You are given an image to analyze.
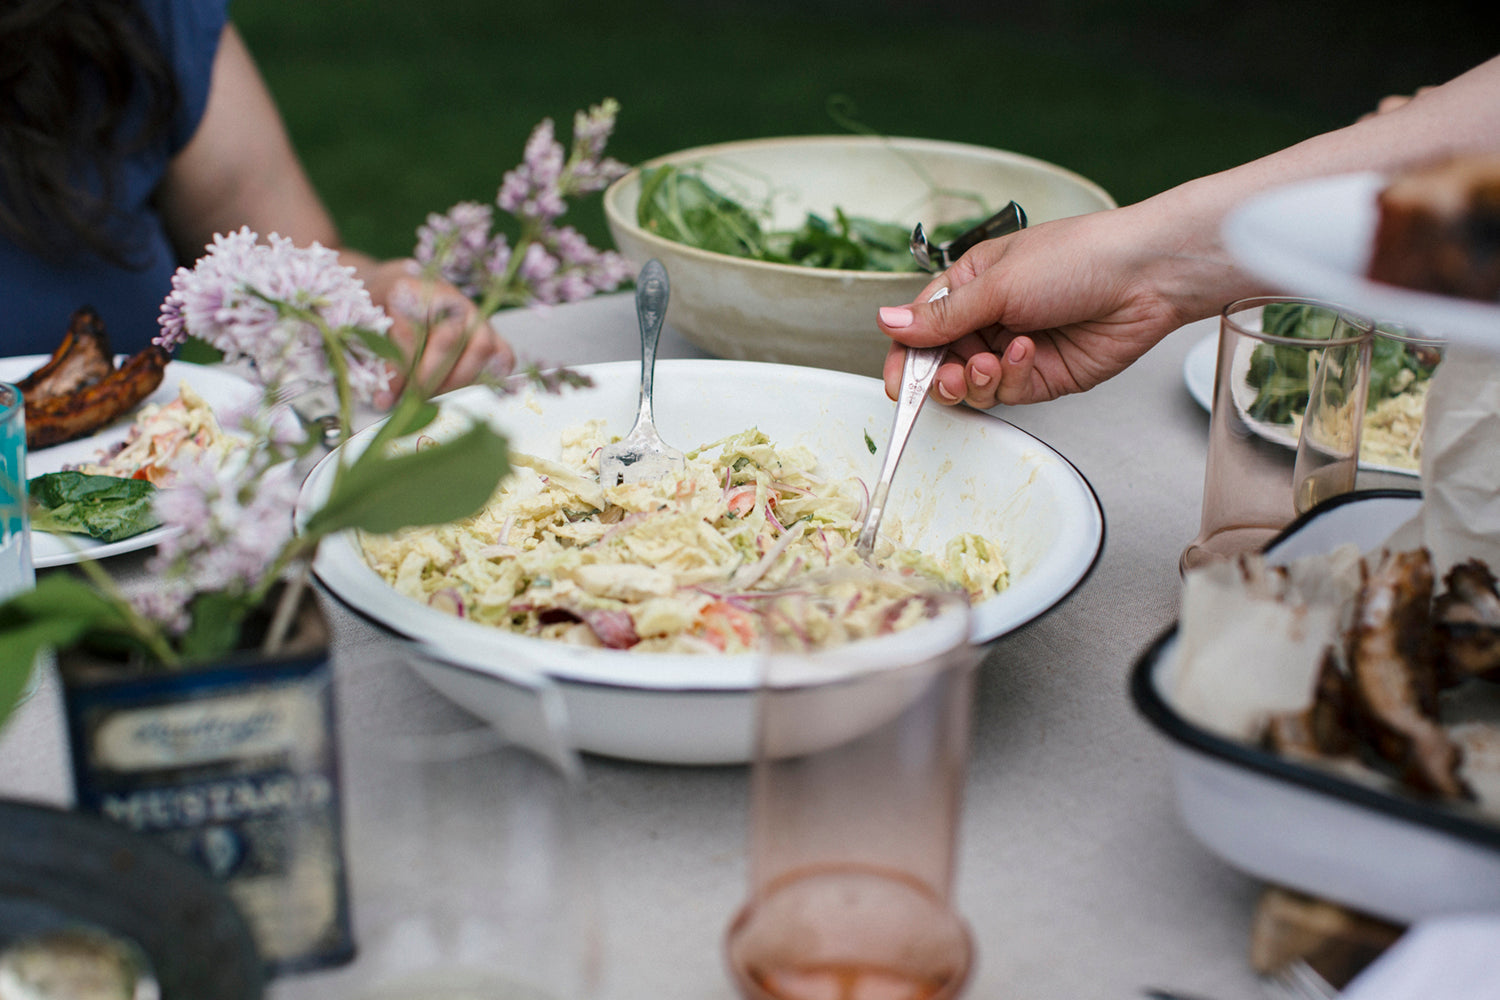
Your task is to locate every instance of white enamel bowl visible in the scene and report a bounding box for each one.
[302,359,1103,764]
[1133,490,1500,923]
[603,135,1116,378]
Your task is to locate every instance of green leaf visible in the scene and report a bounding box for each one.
[0,575,140,689]
[378,397,441,440]
[786,213,867,270]
[28,472,161,542]
[176,591,255,662]
[636,166,769,259]
[304,422,511,537]
[350,326,408,365]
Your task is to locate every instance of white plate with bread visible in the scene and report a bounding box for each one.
[1224,169,1500,350]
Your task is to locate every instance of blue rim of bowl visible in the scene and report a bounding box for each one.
[602,134,1116,281]
[1129,487,1500,854]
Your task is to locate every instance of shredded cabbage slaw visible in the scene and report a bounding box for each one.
[359,422,1009,653]
[75,383,238,484]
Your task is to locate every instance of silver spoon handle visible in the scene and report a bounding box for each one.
[633,258,670,427]
[856,288,948,554]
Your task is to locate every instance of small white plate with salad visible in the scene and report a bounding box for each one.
[1182,324,1432,478]
[0,356,260,568]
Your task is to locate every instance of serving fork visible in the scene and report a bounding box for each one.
[598,258,686,487]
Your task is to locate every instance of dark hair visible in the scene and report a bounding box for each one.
[0,0,179,268]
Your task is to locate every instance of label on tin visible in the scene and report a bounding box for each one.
[65,659,354,974]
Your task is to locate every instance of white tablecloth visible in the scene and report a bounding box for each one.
[0,292,1271,1000]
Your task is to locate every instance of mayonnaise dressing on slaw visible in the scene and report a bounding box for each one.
[359,421,1008,653]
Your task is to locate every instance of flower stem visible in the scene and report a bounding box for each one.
[262,563,310,656]
[74,557,180,667]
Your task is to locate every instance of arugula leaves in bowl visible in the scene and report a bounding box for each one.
[635,164,983,273]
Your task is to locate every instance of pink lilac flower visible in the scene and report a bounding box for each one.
[414,100,630,312]
[498,117,568,221]
[414,201,495,297]
[517,243,559,286]
[566,100,629,193]
[136,450,301,633]
[156,228,393,403]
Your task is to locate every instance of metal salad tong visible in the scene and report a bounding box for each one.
[909,200,1027,273]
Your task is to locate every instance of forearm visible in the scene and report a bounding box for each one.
[1135,54,1500,323]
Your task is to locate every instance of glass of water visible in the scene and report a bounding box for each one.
[0,382,31,598]
[0,381,36,712]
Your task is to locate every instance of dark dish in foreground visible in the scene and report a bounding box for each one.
[0,799,263,1000]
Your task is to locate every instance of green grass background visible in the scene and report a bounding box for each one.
[232,1,1499,262]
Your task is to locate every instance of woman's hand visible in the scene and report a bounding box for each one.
[356,259,516,409]
[876,207,1197,409]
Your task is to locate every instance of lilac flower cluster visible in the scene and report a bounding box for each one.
[415,99,632,310]
[157,228,393,403]
[133,450,300,633]
[143,227,404,635]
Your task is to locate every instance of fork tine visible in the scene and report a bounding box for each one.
[597,259,685,486]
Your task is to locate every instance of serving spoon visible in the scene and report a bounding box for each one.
[910,200,1027,272]
[856,202,1030,556]
[855,287,948,557]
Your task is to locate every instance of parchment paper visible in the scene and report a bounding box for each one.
[1389,341,1500,575]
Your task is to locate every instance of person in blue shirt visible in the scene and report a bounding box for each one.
[0,0,510,406]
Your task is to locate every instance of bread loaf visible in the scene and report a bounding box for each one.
[1367,153,1500,302]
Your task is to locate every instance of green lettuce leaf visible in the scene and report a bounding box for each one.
[28,472,161,542]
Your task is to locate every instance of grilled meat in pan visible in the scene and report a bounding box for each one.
[1263,548,1479,801]
[1434,560,1500,684]
[1265,653,1361,761]
[1346,549,1468,799]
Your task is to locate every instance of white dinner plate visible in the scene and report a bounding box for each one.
[1223,171,1500,351]
[0,356,261,568]
[301,359,1105,763]
[1182,332,1418,478]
